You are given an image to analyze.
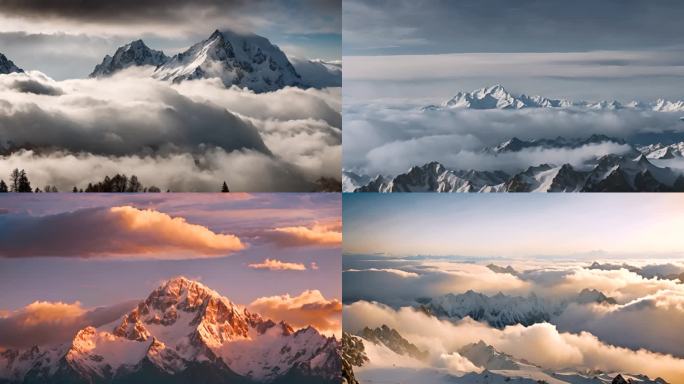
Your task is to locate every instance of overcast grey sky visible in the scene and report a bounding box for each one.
[0,0,341,79]
[343,0,684,101]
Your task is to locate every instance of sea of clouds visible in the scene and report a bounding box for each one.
[0,69,341,191]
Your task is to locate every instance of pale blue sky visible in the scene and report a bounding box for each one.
[343,194,684,258]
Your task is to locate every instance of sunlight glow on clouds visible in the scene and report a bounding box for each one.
[248,258,307,271]
[269,221,343,247]
[0,205,244,258]
[249,290,342,337]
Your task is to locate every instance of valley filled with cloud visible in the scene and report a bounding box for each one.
[342,194,684,384]
[342,0,684,193]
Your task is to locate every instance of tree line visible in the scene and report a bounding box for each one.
[0,169,231,193]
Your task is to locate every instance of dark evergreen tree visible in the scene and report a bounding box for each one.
[127,175,142,192]
[0,180,7,192]
[72,186,78,193]
[17,170,32,193]
[9,168,20,192]
[221,181,229,192]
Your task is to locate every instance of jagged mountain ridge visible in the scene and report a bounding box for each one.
[347,153,684,193]
[422,85,684,112]
[486,134,635,154]
[419,289,616,329]
[153,29,301,92]
[0,52,23,74]
[341,333,367,384]
[359,325,427,361]
[0,277,340,384]
[88,29,340,92]
[638,142,684,159]
[90,40,169,77]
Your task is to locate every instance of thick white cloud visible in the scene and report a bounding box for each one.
[555,290,684,358]
[0,71,341,191]
[248,290,341,337]
[343,264,531,306]
[343,101,684,176]
[0,300,134,349]
[344,301,684,383]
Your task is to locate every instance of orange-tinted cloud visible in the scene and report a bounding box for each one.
[249,290,342,337]
[267,220,342,247]
[0,206,244,258]
[248,258,307,271]
[0,301,133,349]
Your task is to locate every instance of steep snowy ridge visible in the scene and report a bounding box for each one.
[420,289,616,328]
[638,142,684,159]
[289,58,342,88]
[90,40,169,77]
[0,52,23,74]
[350,152,684,193]
[87,29,340,91]
[353,162,509,192]
[359,325,427,361]
[154,29,301,92]
[487,135,633,154]
[0,277,340,384]
[422,85,684,112]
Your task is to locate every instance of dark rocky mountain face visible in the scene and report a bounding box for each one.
[0,53,23,74]
[359,325,427,360]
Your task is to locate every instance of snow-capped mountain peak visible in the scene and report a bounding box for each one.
[90,39,168,77]
[436,84,526,110]
[0,277,340,384]
[0,52,23,74]
[422,85,684,112]
[153,28,301,92]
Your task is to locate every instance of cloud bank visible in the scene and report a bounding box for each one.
[0,71,341,191]
[343,102,684,175]
[249,290,341,337]
[0,300,133,349]
[267,221,343,247]
[0,206,245,258]
[344,301,684,383]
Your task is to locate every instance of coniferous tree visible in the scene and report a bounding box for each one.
[9,168,20,192]
[17,170,32,193]
[0,180,7,192]
[72,186,78,193]
[221,181,230,192]
[127,175,142,192]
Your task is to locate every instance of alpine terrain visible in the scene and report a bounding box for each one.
[89,29,341,92]
[0,277,340,384]
[0,53,23,74]
[341,326,667,384]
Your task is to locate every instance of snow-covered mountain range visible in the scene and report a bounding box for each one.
[345,137,684,192]
[422,85,684,112]
[89,29,341,92]
[419,289,615,329]
[0,277,340,384]
[341,328,664,384]
[0,52,23,74]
